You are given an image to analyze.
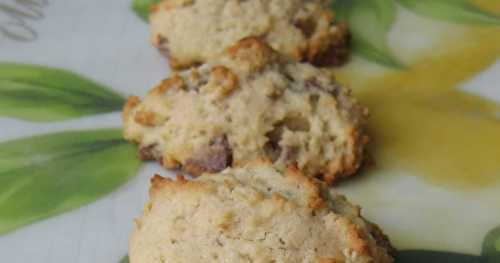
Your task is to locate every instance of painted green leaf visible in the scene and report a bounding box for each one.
[397,0,500,25]
[396,250,481,263]
[0,129,140,235]
[333,0,404,68]
[119,256,129,263]
[131,0,162,21]
[0,63,125,122]
[483,225,500,261]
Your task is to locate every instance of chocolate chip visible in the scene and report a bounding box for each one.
[294,18,316,38]
[264,124,284,162]
[184,135,233,176]
[264,139,282,162]
[157,35,172,58]
[138,143,158,161]
[311,22,351,67]
[283,146,299,162]
[305,78,322,91]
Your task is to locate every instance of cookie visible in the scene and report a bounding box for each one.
[129,162,394,263]
[123,38,368,184]
[150,0,350,69]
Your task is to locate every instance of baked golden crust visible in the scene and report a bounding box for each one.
[129,163,393,263]
[123,39,368,184]
[149,0,350,69]
[226,37,277,73]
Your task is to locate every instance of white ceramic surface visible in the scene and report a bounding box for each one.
[0,1,499,262]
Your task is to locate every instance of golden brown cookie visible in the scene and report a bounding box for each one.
[150,0,350,69]
[129,162,393,263]
[123,39,368,184]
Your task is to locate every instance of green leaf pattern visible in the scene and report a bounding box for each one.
[0,63,139,236]
[396,250,481,263]
[397,0,500,25]
[0,63,125,122]
[0,129,140,235]
[483,225,500,262]
[333,0,404,68]
[333,0,500,67]
[131,0,162,21]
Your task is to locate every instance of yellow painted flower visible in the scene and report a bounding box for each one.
[332,0,500,258]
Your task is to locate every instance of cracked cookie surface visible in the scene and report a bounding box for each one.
[150,0,350,69]
[129,163,393,263]
[123,39,367,184]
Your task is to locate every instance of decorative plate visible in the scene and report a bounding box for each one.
[0,0,499,262]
